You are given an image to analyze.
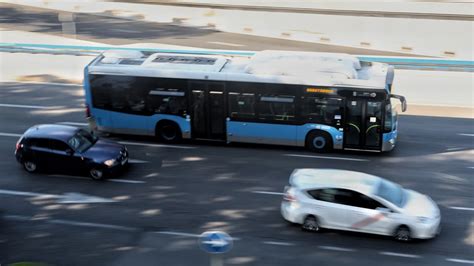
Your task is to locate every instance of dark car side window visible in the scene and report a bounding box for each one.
[49,140,71,152]
[28,138,50,149]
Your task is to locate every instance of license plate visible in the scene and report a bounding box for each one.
[121,158,128,165]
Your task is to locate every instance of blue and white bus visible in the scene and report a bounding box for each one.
[84,50,406,152]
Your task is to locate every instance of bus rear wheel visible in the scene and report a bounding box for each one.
[306,131,333,153]
[156,122,181,143]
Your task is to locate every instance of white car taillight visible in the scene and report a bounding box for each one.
[283,186,297,202]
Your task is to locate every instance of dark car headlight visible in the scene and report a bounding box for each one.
[104,159,117,167]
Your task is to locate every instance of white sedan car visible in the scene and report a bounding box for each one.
[281,169,441,241]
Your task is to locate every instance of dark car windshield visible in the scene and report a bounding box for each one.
[67,129,98,153]
[375,180,406,208]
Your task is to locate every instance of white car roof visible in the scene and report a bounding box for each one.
[289,169,381,196]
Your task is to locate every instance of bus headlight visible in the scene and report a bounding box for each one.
[335,135,343,141]
[389,138,395,145]
[104,159,117,167]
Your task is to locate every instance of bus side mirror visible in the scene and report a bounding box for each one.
[391,94,407,112]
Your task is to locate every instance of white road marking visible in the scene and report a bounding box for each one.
[49,219,135,231]
[0,132,22,137]
[119,141,196,149]
[108,178,146,184]
[458,133,474,137]
[0,189,116,204]
[446,147,463,151]
[208,41,245,47]
[154,231,241,241]
[263,241,295,246]
[251,191,284,196]
[0,103,53,109]
[449,207,474,211]
[57,122,89,126]
[319,246,355,252]
[468,167,474,169]
[4,214,32,221]
[379,252,421,258]
[283,153,369,162]
[2,80,81,87]
[154,231,201,238]
[49,174,145,184]
[128,159,149,164]
[446,258,474,264]
[0,189,55,198]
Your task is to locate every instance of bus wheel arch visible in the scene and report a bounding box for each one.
[155,120,182,143]
[305,130,333,153]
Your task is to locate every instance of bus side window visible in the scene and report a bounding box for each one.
[228,92,256,120]
[147,89,186,116]
[303,97,342,125]
[258,95,295,121]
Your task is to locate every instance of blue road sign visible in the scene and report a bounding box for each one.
[198,231,233,254]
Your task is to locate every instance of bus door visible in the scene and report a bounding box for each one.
[344,100,382,150]
[189,81,226,140]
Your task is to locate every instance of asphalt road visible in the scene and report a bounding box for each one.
[0,2,415,56]
[1,2,474,265]
[0,82,473,266]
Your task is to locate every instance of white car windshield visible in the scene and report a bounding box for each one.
[375,180,406,208]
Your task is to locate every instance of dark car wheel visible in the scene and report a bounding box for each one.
[89,168,105,180]
[394,226,411,242]
[306,131,333,153]
[302,215,320,232]
[23,160,38,173]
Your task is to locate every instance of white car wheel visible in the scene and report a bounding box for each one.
[394,226,411,242]
[302,216,320,232]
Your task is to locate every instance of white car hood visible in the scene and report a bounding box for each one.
[402,190,439,218]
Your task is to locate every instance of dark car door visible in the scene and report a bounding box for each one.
[49,139,84,174]
[25,138,51,170]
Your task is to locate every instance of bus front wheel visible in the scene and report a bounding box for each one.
[156,122,182,143]
[306,131,333,153]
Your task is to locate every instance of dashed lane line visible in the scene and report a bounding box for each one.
[251,191,284,196]
[0,132,22,137]
[48,174,146,184]
[458,133,474,137]
[449,207,474,211]
[0,103,54,109]
[284,153,370,162]
[154,231,241,241]
[446,258,474,264]
[4,215,135,231]
[0,131,195,150]
[319,246,355,252]
[1,80,81,87]
[57,122,89,126]
[153,231,201,238]
[119,140,196,149]
[379,251,422,259]
[263,241,295,246]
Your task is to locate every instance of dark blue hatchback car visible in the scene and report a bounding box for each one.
[15,124,128,180]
